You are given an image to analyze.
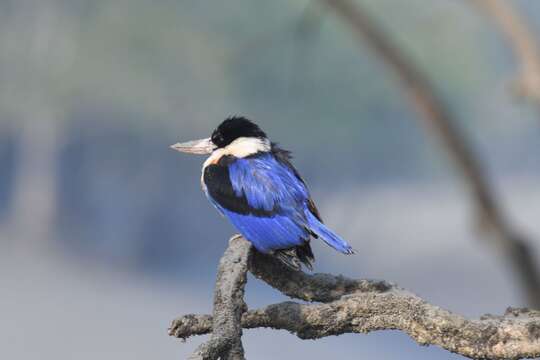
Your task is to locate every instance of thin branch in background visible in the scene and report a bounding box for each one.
[317,0,540,308]
[171,236,540,360]
[472,0,540,106]
[185,235,251,360]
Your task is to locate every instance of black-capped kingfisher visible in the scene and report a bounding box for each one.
[171,117,354,270]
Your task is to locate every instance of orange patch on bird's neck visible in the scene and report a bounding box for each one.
[203,148,226,169]
[209,155,222,165]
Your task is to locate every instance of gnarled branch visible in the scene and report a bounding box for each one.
[249,249,392,302]
[184,235,251,360]
[173,298,540,360]
[171,236,540,360]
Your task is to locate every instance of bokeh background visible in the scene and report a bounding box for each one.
[2,0,540,359]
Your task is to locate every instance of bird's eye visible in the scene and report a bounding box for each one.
[213,134,224,145]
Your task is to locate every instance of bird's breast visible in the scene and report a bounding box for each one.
[201,148,227,190]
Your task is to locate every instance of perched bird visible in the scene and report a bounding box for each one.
[171,117,353,270]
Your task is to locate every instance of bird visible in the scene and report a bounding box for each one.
[171,116,354,270]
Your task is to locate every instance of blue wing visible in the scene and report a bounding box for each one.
[228,154,308,214]
[204,152,353,255]
[222,210,308,253]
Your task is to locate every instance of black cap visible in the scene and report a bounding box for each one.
[211,116,267,148]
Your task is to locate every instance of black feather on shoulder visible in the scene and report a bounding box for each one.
[203,155,277,217]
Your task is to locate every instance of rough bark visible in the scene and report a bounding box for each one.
[185,235,251,360]
[249,249,391,302]
[171,236,540,360]
[318,0,540,309]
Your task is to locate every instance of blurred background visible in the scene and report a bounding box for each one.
[1,0,540,359]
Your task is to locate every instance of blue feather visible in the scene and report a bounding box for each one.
[207,152,353,255]
[228,154,308,211]
[304,208,354,254]
[221,208,307,253]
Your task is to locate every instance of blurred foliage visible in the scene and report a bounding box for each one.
[0,0,539,274]
[2,3,540,359]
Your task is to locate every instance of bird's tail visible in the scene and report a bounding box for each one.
[305,210,354,254]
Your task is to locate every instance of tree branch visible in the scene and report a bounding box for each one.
[174,302,540,360]
[185,235,251,360]
[318,0,540,309]
[249,249,391,302]
[472,0,540,104]
[171,236,540,359]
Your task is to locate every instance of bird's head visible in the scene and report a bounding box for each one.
[171,116,270,157]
